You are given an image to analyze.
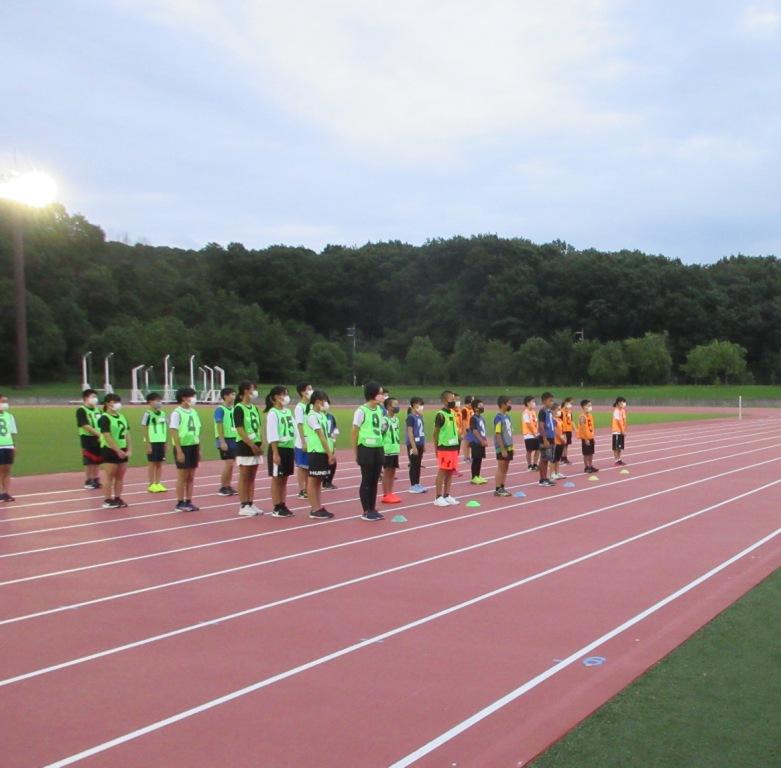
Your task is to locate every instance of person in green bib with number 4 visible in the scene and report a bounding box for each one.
[0,393,18,502]
[142,392,168,493]
[99,393,132,509]
[170,387,202,512]
[234,381,264,517]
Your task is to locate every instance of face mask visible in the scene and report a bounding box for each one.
[151,402,162,411]
[0,402,9,411]
[112,402,123,411]
[446,400,456,409]
[477,406,484,414]
[87,396,98,407]
[507,405,513,411]
[566,403,573,409]
[391,405,399,414]
[586,406,592,412]
[250,390,259,400]
[321,401,330,411]
[455,400,461,408]
[281,395,291,407]
[304,389,313,399]
[184,397,196,407]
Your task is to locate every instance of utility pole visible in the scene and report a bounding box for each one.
[346,324,357,387]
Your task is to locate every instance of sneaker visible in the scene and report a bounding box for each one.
[470,477,482,485]
[249,503,263,515]
[433,496,450,507]
[156,483,168,492]
[409,484,426,494]
[591,466,600,473]
[113,497,129,508]
[92,480,103,490]
[217,486,232,496]
[615,460,625,466]
[381,493,402,504]
[539,479,555,487]
[444,495,459,505]
[271,505,294,518]
[2,493,14,502]
[174,501,189,512]
[184,502,200,512]
[310,507,335,519]
[296,489,308,499]
[238,504,259,517]
[494,488,512,497]
[84,481,96,490]
[102,498,119,509]
[361,510,384,521]
[477,476,489,484]
[527,464,533,471]
[531,464,539,471]
[322,481,337,490]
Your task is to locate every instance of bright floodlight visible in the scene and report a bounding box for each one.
[0,171,57,207]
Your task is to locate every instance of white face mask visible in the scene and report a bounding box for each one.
[185,397,196,407]
[250,390,259,400]
[455,400,461,408]
[87,396,98,407]
[566,403,573,409]
[321,401,330,411]
[112,402,123,411]
[281,395,291,407]
[0,402,9,411]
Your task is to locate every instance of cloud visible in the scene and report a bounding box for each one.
[125,0,627,157]
[743,2,781,36]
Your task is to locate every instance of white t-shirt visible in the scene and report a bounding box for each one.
[352,407,365,427]
[169,410,185,430]
[294,402,306,449]
[266,409,280,444]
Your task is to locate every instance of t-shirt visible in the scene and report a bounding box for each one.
[294,402,307,449]
[266,409,281,443]
[538,407,555,440]
[406,412,425,446]
[468,414,486,444]
[494,412,512,451]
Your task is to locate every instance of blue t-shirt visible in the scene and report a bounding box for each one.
[467,414,486,444]
[538,407,555,439]
[493,412,513,451]
[406,412,425,446]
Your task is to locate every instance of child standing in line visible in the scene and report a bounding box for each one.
[537,391,556,487]
[452,393,465,478]
[578,399,599,473]
[522,395,540,471]
[294,382,313,499]
[468,397,488,485]
[76,388,103,490]
[460,394,474,466]
[560,397,575,465]
[550,403,568,481]
[381,395,402,504]
[406,397,428,493]
[493,395,513,496]
[233,381,263,517]
[0,394,18,502]
[612,396,628,465]
[214,387,238,497]
[351,381,387,521]
[322,409,339,490]
[432,390,461,507]
[305,390,336,519]
[98,393,131,509]
[170,386,202,512]
[265,385,295,518]
[142,392,168,493]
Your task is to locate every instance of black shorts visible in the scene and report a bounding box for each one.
[101,447,128,465]
[565,431,573,446]
[524,437,539,452]
[496,448,514,462]
[0,448,15,466]
[581,439,595,456]
[383,454,400,469]
[357,445,384,467]
[80,435,102,465]
[146,443,166,462]
[218,438,237,461]
[612,434,625,451]
[175,444,200,470]
[268,446,295,477]
[554,444,564,462]
[308,452,331,478]
[471,444,486,460]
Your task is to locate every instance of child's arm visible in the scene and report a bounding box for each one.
[125,425,132,457]
[215,408,227,449]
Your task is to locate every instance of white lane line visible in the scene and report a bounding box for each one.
[41,495,781,768]
[388,527,781,767]
[3,452,779,629]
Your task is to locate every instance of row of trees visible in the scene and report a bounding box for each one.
[0,203,772,384]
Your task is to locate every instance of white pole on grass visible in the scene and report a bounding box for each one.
[81,351,92,390]
[130,364,144,403]
[738,395,742,421]
[189,354,196,389]
[163,355,171,401]
[103,352,114,394]
[144,366,153,392]
[204,364,215,400]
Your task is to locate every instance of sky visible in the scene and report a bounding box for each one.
[1,0,779,262]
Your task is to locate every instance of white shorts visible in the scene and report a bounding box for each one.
[235,455,262,467]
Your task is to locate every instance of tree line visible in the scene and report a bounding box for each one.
[0,203,773,385]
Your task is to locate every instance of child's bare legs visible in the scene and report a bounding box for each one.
[0,465,10,495]
[115,463,128,499]
[308,475,321,511]
[296,466,307,494]
[436,469,446,496]
[443,470,454,497]
[382,466,397,495]
[495,459,508,488]
[221,459,233,490]
[103,463,117,499]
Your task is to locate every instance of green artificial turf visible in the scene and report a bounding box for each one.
[531,569,781,768]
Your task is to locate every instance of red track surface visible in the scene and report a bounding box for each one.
[1,417,779,767]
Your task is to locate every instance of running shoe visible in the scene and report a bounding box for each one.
[322,481,338,490]
[409,484,426,494]
[113,497,129,508]
[271,505,294,518]
[238,503,259,516]
[538,479,555,487]
[360,510,384,521]
[615,460,626,466]
[102,498,119,509]
[217,486,233,496]
[184,501,200,512]
[310,507,335,519]
[444,495,459,505]
[296,489,308,499]
[381,493,402,504]
[494,488,512,497]
[433,496,450,507]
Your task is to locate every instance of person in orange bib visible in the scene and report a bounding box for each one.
[460,394,475,466]
[560,396,575,465]
[577,399,598,473]
[611,396,628,465]
[522,395,540,470]
[550,403,568,480]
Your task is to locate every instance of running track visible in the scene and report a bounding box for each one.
[1,416,779,767]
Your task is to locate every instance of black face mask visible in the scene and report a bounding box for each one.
[446,400,456,409]
[507,405,513,411]
[476,406,484,414]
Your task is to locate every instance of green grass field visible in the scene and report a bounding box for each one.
[530,569,781,767]
[5,405,726,477]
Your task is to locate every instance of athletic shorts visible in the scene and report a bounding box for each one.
[471,444,486,460]
[268,446,295,477]
[217,438,237,461]
[524,437,539,452]
[294,446,309,469]
[308,452,331,478]
[146,443,166,462]
[496,448,514,462]
[0,448,15,466]
[564,431,573,446]
[383,454,400,469]
[539,444,555,463]
[554,444,564,462]
[175,444,200,470]
[101,447,128,465]
[612,434,625,451]
[80,435,102,466]
[581,439,595,456]
[436,449,459,471]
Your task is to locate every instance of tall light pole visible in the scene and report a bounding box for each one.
[0,171,57,388]
[346,324,358,387]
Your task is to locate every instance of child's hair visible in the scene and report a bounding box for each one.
[385,395,399,409]
[364,381,383,401]
[145,391,162,403]
[220,387,235,400]
[541,391,554,402]
[176,386,196,403]
[237,381,255,399]
[497,395,511,408]
[581,399,591,408]
[408,396,424,414]
[296,382,312,397]
[306,389,330,413]
[523,395,535,406]
[103,392,122,410]
[264,385,288,412]
[552,402,561,413]
[464,395,474,406]
[82,388,97,399]
[613,396,627,407]
[563,397,573,406]
[440,390,454,403]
